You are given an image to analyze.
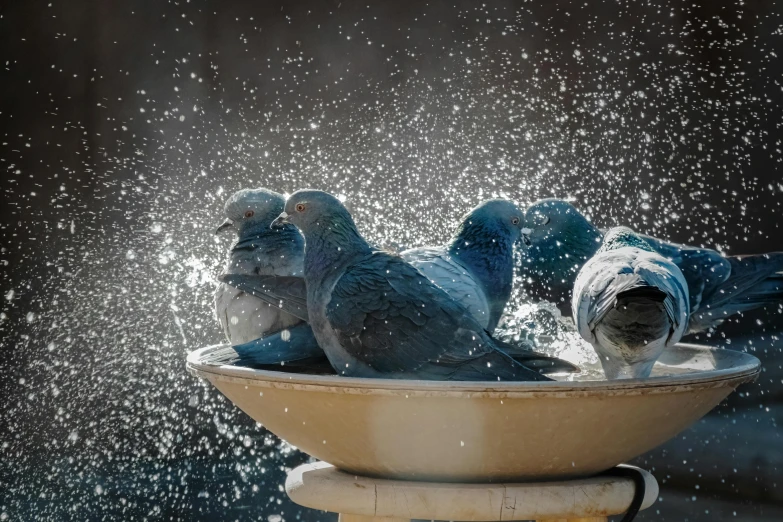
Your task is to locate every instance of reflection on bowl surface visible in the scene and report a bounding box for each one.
[187,343,759,482]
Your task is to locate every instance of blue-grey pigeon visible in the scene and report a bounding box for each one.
[573,227,690,379]
[214,188,326,370]
[401,199,523,333]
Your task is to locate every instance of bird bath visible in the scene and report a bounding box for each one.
[186,343,759,483]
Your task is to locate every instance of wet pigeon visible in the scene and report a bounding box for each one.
[214,188,309,343]
[266,189,556,381]
[518,198,783,332]
[573,227,690,379]
[401,199,523,333]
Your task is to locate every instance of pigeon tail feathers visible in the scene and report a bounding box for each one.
[616,285,669,303]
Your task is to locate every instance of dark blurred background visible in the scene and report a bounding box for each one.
[1,0,782,520]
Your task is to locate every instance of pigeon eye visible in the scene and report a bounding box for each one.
[295,203,306,212]
[511,217,520,225]
[244,210,255,218]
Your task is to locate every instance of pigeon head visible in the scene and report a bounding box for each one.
[519,199,597,248]
[452,199,524,245]
[274,189,372,276]
[599,226,653,253]
[216,188,287,237]
[273,189,355,236]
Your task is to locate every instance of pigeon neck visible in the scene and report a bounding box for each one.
[447,223,515,331]
[302,220,373,283]
[232,223,303,254]
[520,222,602,305]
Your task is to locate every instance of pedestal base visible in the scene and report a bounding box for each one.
[285,462,658,522]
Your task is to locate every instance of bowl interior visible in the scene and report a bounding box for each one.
[188,342,759,393]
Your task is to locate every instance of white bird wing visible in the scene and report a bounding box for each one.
[401,246,492,330]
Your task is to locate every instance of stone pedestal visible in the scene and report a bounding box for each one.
[285,462,658,522]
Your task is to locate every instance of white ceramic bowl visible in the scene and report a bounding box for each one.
[187,343,759,482]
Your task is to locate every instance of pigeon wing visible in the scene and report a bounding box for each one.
[705,253,783,307]
[639,234,731,314]
[325,252,549,381]
[492,337,580,374]
[687,253,783,331]
[229,324,328,369]
[402,246,492,330]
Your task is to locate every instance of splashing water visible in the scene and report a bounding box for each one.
[497,297,604,381]
[1,1,782,520]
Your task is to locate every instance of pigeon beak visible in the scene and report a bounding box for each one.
[270,211,290,229]
[520,227,532,247]
[215,219,235,235]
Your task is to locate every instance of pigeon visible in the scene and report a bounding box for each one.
[214,188,308,344]
[517,199,603,315]
[213,188,329,369]
[573,227,690,379]
[266,189,557,381]
[519,198,783,332]
[400,199,524,333]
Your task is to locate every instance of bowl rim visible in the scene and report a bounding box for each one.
[186,343,761,398]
